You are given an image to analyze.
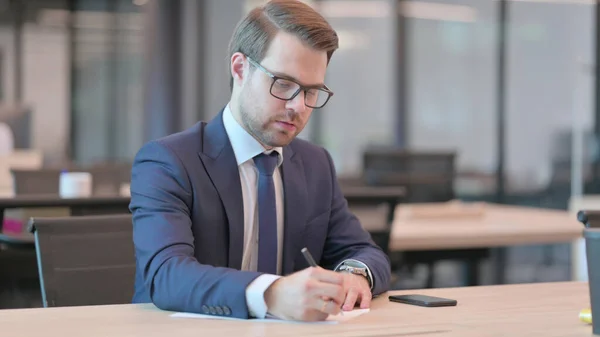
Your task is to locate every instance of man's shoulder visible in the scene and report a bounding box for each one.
[289,137,325,156]
[156,122,205,148]
[140,121,205,154]
[288,138,332,167]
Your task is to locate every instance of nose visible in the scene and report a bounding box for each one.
[285,90,306,114]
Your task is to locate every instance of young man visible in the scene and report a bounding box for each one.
[130,0,391,322]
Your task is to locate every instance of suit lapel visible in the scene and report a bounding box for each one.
[281,144,308,275]
[197,111,245,270]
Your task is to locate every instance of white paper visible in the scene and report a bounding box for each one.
[170,308,369,324]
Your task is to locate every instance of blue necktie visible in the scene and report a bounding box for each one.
[253,152,279,274]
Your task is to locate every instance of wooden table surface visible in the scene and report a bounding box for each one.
[0,282,592,337]
[391,203,583,251]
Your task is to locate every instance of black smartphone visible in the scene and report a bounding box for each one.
[388,294,457,307]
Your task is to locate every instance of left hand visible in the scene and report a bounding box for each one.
[339,273,372,311]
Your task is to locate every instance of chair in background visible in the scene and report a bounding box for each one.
[363,148,456,203]
[28,214,135,307]
[360,148,458,289]
[11,169,62,196]
[88,162,131,196]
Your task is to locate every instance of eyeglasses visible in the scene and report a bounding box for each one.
[246,57,334,109]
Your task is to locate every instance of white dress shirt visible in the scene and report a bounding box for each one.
[222,105,283,318]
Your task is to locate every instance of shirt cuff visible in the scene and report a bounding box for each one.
[245,274,281,318]
[334,259,374,291]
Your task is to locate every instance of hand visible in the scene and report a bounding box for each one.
[264,267,345,321]
[340,273,372,311]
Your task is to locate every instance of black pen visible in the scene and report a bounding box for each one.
[301,247,343,315]
[301,247,318,267]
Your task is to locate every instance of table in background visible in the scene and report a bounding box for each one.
[391,203,583,286]
[0,282,591,337]
[0,195,131,246]
[341,185,406,223]
[0,186,405,244]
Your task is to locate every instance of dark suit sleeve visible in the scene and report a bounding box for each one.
[319,149,391,295]
[130,140,262,317]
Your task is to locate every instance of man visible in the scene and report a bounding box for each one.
[130,0,391,322]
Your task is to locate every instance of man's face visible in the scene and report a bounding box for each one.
[236,32,328,148]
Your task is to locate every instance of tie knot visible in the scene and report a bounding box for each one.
[254,152,279,176]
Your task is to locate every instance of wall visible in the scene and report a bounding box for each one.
[320,0,398,175]
[203,0,244,121]
[406,0,594,193]
[23,23,70,164]
[0,26,15,102]
[0,21,70,165]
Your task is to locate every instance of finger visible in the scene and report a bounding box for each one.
[312,297,341,316]
[309,267,344,285]
[359,289,372,309]
[308,282,345,306]
[343,287,359,311]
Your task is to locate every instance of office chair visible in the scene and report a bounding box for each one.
[87,163,132,196]
[363,148,456,202]
[28,214,135,307]
[11,169,62,196]
[361,148,458,288]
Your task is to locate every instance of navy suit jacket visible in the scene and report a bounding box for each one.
[130,111,391,318]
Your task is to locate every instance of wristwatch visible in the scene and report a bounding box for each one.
[337,260,373,289]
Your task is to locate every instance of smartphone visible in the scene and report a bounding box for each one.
[388,294,457,307]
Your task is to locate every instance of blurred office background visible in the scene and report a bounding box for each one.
[2,0,598,201]
[1,0,599,305]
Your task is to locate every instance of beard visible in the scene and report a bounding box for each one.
[238,95,303,148]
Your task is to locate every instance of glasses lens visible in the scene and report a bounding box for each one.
[305,89,330,108]
[271,78,301,100]
[270,78,331,108]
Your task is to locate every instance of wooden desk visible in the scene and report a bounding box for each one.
[341,185,406,202]
[390,203,584,286]
[0,282,591,337]
[391,203,582,251]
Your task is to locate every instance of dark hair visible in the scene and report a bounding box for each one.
[228,0,339,90]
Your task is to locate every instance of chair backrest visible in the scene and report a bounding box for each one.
[87,163,131,196]
[11,169,62,195]
[363,148,456,202]
[28,214,135,307]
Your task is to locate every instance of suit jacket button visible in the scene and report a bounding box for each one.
[216,306,224,315]
[223,306,231,316]
[202,305,210,314]
[209,306,217,315]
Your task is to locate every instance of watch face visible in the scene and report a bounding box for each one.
[344,260,364,268]
[346,266,366,276]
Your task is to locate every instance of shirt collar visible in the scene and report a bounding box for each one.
[222,104,283,167]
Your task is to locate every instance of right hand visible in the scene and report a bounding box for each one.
[264,267,345,321]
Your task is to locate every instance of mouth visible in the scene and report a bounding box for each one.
[275,121,297,132]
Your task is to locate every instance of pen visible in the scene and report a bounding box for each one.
[301,247,343,315]
[301,247,318,267]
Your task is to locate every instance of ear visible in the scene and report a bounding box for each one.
[230,52,248,87]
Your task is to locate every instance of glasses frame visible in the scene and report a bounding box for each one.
[246,56,334,109]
